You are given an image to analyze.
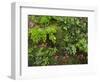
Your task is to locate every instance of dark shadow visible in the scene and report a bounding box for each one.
[7,75,14,80]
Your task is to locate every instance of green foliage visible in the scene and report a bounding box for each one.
[28,15,88,66]
[39,16,51,24]
[65,44,77,55]
[28,26,57,45]
[76,38,87,53]
[28,28,46,44]
[28,47,58,66]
